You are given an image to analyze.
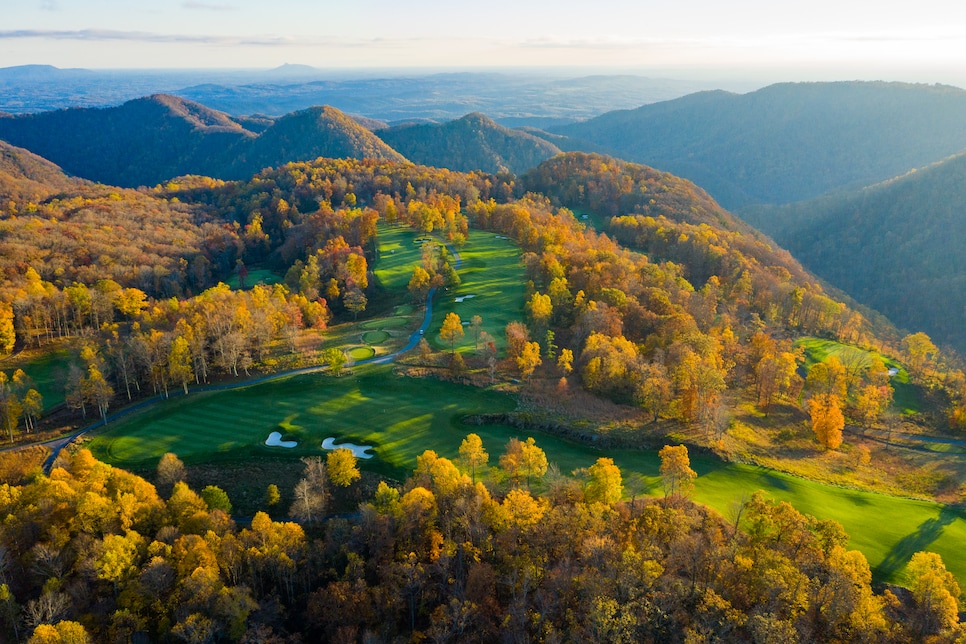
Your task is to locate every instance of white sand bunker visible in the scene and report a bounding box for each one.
[265,431,298,448]
[454,294,476,303]
[322,437,375,459]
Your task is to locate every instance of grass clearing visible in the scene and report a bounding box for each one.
[796,336,920,414]
[429,230,526,353]
[373,224,431,292]
[1,344,72,410]
[225,267,284,290]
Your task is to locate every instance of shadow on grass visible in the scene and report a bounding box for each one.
[874,506,960,582]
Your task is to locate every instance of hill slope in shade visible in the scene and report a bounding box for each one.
[0,94,254,187]
[553,81,966,209]
[0,97,407,187]
[742,152,966,353]
[377,112,561,175]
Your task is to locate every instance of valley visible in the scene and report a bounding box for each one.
[3,71,966,641]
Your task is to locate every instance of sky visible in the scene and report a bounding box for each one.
[2,0,966,84]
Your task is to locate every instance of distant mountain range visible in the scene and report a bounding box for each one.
[0,66,719,124]
[552,81,966,209]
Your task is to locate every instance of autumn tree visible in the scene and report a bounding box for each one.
[902,332,938,378]
[327,448,361,487]
[500,437,548,489]
[505,321,530,361]
[584,457,623,505]
[517,341,542,382]
[526,292,552,331]
[659,444,697,498]
[439,312,464,354]
[458,433,488,483]
[907,551,961,636]
[201,485,232,513]
[290,456,327,522]
[167,336,193,395]
[557,348,574,374]
[808,393,845,450]
[408,266,432,303]
[806,356,848,400]
[157,452,186,494]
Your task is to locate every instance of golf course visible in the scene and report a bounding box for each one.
[80,223,966,588]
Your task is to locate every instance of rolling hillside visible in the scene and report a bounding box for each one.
[0,97,408,187]
[0,94,253,187]
[377,112,561,175]
[553,81,966,209]
[225,105,407,179]
[0,140,79,203]
[742,152,966,353]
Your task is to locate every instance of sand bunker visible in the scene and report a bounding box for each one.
[265,431,298,448]
[454,294,476,303]
[322,437,375,459]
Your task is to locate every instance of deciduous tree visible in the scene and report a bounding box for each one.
[327,448,361,487]
[659,444,696,498]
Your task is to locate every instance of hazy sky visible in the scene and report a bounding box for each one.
[3,0,966,83]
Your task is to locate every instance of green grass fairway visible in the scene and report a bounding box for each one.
[429,230,526,353]
[88,358,966,586]
[394,304,414,316]
[2,346,72,410]
[361,316,409,330]
[373,223,526,353]
[88,366,517,477]
[373,224,432,292]
[796,336,920,414]
[226,268,283,290]
[362,330,390,344]
[348,346,375,361]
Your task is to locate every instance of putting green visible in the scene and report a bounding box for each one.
[363,331,390,345]
[348,346,376,361]
[394,304,414,316]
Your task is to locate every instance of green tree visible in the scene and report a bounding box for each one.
[323,348,347,376]
[201,485,232,513]
[265,484,281,507]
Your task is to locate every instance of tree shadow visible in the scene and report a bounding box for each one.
[874,506,960,582]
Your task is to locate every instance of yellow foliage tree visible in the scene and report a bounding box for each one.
[807,393,845,450]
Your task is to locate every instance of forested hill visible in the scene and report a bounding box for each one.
[377,112,561,175]
[0,140,79,203]
[225,105,407,179]
[742,151,966,354]
[0,94,254,187]
[551,81,966,209]
[0,97,406,187]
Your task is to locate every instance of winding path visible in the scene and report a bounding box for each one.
[32,238,463,472]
